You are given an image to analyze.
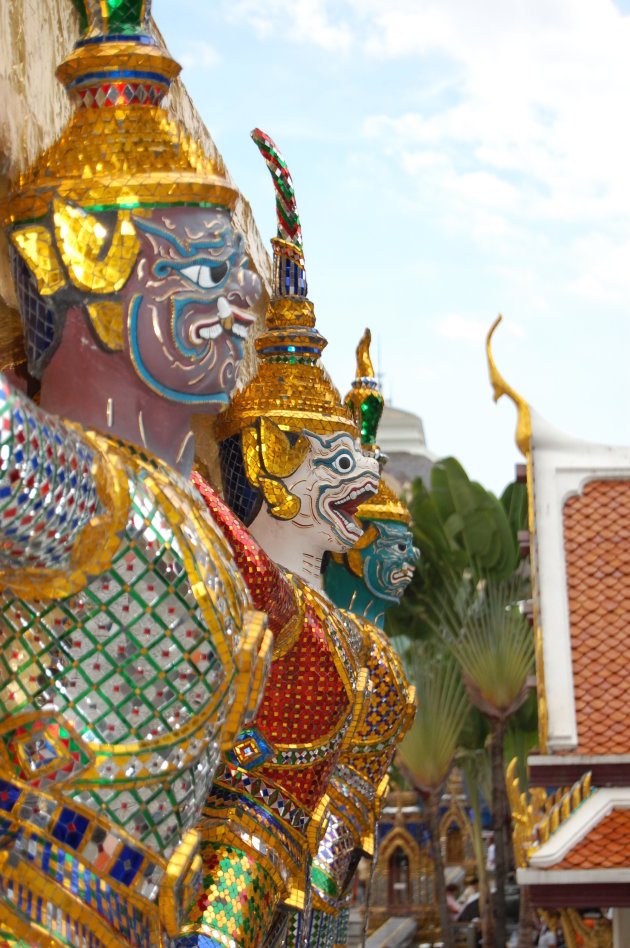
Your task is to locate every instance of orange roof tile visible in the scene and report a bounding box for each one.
[554,809,630,869]
[562,480,630,755]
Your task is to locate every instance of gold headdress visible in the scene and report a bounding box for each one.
[3,2,237,230]
[213,129,357,442]
[345,330,411,526]
[3,1,239,374]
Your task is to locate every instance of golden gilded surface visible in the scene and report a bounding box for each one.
[486,315,532,457]
[215,357,357,441]
[86,300,125,351]
[540,909,613,948]
[356,478,412,525]
[9,226,65,295]
[56,37,177,90]
[52,199,141,294]
[221,613,273,749]
[259,417,309,478]
[3,107,239,227]
[266,296,316,329]
[486,317,549,753]
[241,419,309,520]
[355,328,375,379]
[261,477,301,520]
[506,757,547,868]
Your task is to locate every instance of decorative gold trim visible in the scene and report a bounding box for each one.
[10,226,66,295]
[356,328,375,378]
[53,199,140,294]
[158,829,202,937]
[86,300,125,351]
[531,772,593,851]
[542,908,613,948]
[506,757,547,867]
[486,315,531,457]
[307,793,331,857]
[221,612,273,748]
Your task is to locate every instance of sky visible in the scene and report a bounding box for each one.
[153,0,630,496]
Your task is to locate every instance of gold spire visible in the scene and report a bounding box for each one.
[213,131,357,442]
[344,329,411,525]
[356,328,375,379]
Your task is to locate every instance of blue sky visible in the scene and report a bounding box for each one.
[153,0,630,495]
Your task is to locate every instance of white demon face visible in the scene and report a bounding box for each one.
[283,431,380,552]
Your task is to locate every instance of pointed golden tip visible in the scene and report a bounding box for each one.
[356,327,375,379]
[486,314,504,404]
[485,314,532,458]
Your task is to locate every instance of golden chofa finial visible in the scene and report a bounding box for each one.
[486,315,532,457]
[345,327,383,448]
[356,328,375,379]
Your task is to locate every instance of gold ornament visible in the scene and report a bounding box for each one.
[214,131,358,454]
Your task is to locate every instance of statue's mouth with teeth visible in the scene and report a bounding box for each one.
[123,207,260,407]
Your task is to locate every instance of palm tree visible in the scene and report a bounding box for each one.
[396,644,470,948]
[387,458,536,947]
[441,578,534,948]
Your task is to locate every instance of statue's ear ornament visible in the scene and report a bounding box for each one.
[10,226,66,296]
[260,477,301,521]
[86,301,125,352]
[242,418,307,521]
[259,417,309,479]
[52,198,140,295]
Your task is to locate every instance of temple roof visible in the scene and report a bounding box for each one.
[518,790,630,898]
[560,477,630,756]
[525,410,630,756]
[554,809,630,870]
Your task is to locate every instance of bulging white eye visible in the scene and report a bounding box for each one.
[332,452,354,473]
[396,542,408,553]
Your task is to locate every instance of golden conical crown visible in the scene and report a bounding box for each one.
[214,129,356,441]
[3,0,237,227]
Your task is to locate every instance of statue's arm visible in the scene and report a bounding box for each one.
[0,375,113,581]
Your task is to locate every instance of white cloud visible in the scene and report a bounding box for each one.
[436,314,525,345]
[178,40,222,71]
[222,0,353,50]
[569,235,630,303]
[357,0,630,225]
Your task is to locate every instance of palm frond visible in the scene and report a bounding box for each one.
[397,645,470,792]
[438,577,534,713]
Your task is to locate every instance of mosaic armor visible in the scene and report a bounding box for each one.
[0,380,268,946]
[308,623,416,948]
[177,475,370,948]
[177,135,382,948]
[309,331,419,948]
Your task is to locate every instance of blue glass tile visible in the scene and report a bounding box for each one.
[0,779,21,812]
[110,844,143,886]
[52,808,90,849]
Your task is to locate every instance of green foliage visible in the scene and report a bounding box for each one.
[430,459,518,581]
[396,643,470,793]
[388,455,536,764]
[500,480,529,540]
[444,578,535,715]
[386,459,520,642]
